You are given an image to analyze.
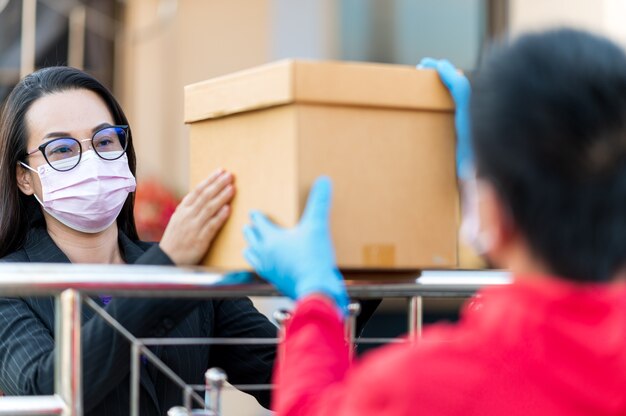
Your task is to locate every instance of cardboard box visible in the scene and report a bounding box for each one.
[185,60,459,271]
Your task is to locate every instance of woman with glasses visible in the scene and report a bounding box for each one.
[0,66,277,415]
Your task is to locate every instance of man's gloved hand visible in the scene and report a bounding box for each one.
[243,176,349,314]
[419,58,488,256]
[418,58,473,180]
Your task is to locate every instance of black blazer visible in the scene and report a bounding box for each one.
[0,226,277,415]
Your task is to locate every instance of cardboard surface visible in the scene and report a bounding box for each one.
[189,105,301,268]
[296,104,458,268]
[186,60,460,271]
[184,60,454,123]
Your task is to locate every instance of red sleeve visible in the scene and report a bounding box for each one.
[272,295,350,416]
[272,296,491,416]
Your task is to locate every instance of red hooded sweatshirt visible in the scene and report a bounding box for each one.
[273,276,626,415]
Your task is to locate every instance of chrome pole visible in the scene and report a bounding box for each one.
[167,406,190,416]
[205,368,227,416]
[272,309,292,341]
[56,289,82,416]
[183,386,193,412]
[272,308,291,386]
[0,264,511,298]
[345,302,361,361]
[408,296,423,343]
[130,342,142,416]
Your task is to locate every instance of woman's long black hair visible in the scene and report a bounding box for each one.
[0,66,139,257]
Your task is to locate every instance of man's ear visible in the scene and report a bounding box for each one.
[16,163,35,196]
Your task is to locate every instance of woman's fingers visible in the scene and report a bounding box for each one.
[181,170,234,226]
[193,171,234,210]
[160,169,236,266]
[182,168,224,207]
[197,182,235,226]
[200,204,231,239]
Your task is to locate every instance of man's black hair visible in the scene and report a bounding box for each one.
[471,28,626,282]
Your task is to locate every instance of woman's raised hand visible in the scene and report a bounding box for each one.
[160,169,235,265]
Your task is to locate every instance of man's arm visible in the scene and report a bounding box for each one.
[272,295,350,415]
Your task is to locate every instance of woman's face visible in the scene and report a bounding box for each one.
[16,88,115,200]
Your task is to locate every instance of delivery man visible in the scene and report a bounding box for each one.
[243,28,626,415]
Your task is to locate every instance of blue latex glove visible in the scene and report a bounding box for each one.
[243,176,349,314]
[418,58,473,180]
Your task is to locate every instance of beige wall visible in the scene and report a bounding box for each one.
[117,4,277,414]
[509,0,626,46]
[117,0,272,195]
[119,0,626,197]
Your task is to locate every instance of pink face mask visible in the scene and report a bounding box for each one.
[459,168,493,255]
[20,150,136,233]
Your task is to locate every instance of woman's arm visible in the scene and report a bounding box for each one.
[0,295,201,411]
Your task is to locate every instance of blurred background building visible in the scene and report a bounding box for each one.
[3,0,625,200]
[2,0,626,414]
[0,0,498,200]
[3,0,626,202]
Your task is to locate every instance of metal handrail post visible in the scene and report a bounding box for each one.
[205,368,227,416]
[55,289,82,416]
[408,296,423,343]
[345,302,361,361]
[130,342,142,416]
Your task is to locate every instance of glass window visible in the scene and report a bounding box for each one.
[0,0,22,101]
[339,0,487,70]
[0,0,118,103]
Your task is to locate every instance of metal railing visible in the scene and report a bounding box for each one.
[0,263,511,416]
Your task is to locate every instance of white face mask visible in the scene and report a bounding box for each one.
[459,169,493,256]
[20,150,136,233]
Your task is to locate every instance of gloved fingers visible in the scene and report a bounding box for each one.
[417,58,467,96]
[419,57,473,177]
[250,210,278,235]
[416,57,438,69]
[417,57,457,83]
[243,247,263,273]
[438,61,471,106]
[433,59,460,87]
[455,111,474,179]
[302,176,333,225]
[243,224,262,246]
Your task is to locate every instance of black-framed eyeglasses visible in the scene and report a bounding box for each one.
[25,125,129,172]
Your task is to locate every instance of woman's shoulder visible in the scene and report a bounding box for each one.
[0,226,37,262]
[0,248,29,263]
[132,239,157,251]
[0,226,59,263]
[118,233,174,265]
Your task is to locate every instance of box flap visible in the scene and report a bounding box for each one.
[184,59,455,123]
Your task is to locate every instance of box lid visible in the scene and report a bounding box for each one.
[184,59,455,123]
